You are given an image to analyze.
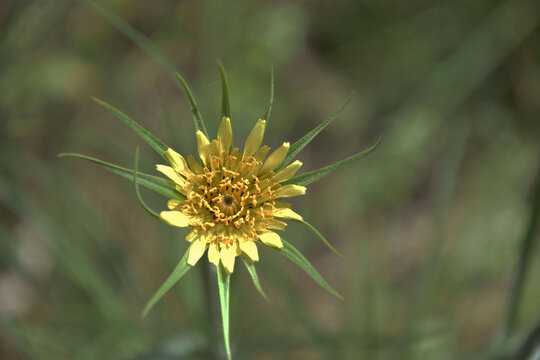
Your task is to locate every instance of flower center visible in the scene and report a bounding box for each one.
[181,152,279,241]
[222,194,234,207]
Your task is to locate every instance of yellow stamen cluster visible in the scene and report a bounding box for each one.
[156,117,306,273]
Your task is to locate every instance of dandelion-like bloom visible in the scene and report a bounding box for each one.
[156,117,305,274]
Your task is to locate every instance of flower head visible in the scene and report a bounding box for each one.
[157,117,305,274]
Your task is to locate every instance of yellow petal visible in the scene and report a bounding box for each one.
[160,211,190,227]
[175,184,187,195]
[267,219,287,230]
[187,238,207,266]
[273,160,302,183]
[156,165,184,185]
[218,116,233,152]
[253,145,270,162]
[239,240,259,262]
[187,154,203,174]
[259,142,289,174]
[165,148,187,172]
[208,243,220,265]
[186,230,198,242]
[258,231,283,248]
[196,130,210,165]
[273,208,303,221]
[275,184,306,198]
[243,119,266,158]
[167,199,182,210]
[220,244,237,274]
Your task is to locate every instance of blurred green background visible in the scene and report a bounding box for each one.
[1,0,540,359]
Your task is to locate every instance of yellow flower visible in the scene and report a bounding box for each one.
[156,117,305,274]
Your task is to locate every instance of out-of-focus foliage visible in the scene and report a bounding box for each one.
[1,0,539,359]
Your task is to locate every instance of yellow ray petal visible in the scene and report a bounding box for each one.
[273,208,303,221]
[220,244,237,274]
[209,140,221,162]
[258,231,283,248]
[167,199,182,210]
[253,145,270,162]
[187,154,204,174]
[259,142,289,174]
[243,119,266,158]
[175,184,187,195]
[273,160,302,183]
[187,238,207,266]
[239,240,259,262]
[196,130,210,165]
[218,116,233,152]
[186,230,198,242]
[160,211,190,227]
[275,184,307,198]
[165,148,188,172]
[208,243,220,265]
[156,165,184,185]
[267,219,287,230]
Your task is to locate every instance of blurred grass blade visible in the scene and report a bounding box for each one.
[175,72,209,138]
[58,153,185,200]
[93,97,168,159]
[263,67,274,121]
[77,0,177,74]
[278,239,342,299]
[294,219,345,259]
[501,156,540,341]
[142,245,192,316]
[217,263,232,360]
[275,92,354,172]
[241,256,268,301]
[134,148,160,220]
[284,137,381,186]
[217,59,231,119]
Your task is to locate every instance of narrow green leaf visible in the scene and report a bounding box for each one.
[93,97,168,159]
[58,153,185,200]
[263,66,274,122]
[217,263,232,360]
[217,59,231,119]
[142,245,192,317]
[133,148,160,219]
[175,72,208,138]
[241,255,268,301]
[284,137,382,187]
[275,92,354,172]
[278,239,342,299]
[294,219,345,259]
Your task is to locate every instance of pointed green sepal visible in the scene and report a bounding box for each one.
[263,66,274,122]
[217,59,231,119]
[294,219,345,259]
[217,262,232,360]
[58,153,185,200]
[275,92,354,172]
[174,72,208,138]
[93,98,168,160]
[284,137,382,187]
[133,148,160,220]
[142,244,193,316]
[278,238,342,299]
[241,255,268,301]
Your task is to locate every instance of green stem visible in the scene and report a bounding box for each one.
[202,262,219,359]
[500,156,540,341]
